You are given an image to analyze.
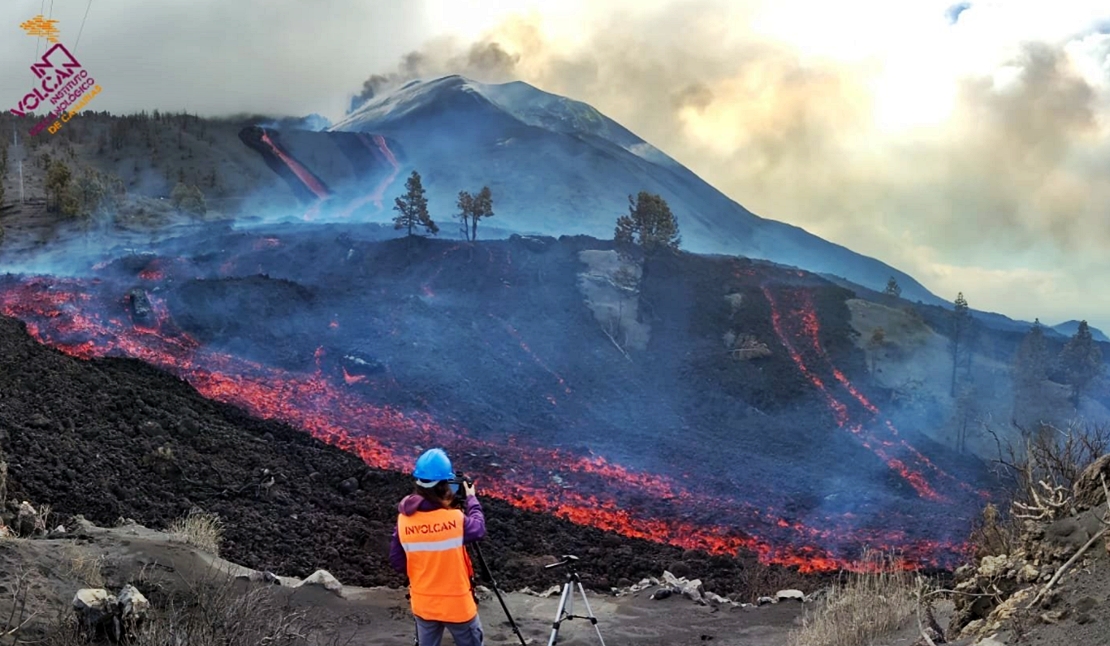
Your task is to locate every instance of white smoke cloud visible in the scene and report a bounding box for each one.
[3,0,1109,328]
[379,0,1110,328]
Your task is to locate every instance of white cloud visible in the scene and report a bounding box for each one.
[3,0,1109,329]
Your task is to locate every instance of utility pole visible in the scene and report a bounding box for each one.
[12,123,25,204]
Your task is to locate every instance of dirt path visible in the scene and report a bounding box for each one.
[0,520,810,646]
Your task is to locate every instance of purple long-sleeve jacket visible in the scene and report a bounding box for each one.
[389,494,486,574]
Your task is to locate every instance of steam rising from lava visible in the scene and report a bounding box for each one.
[0,237,983,572]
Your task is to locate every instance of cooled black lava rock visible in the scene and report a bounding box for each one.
[127,288,153,323]
[0,309,823,596]
[338,477,360,495]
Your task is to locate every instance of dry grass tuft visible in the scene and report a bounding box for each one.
[63,544,106,588]
[168,508,224,555]
[785,551,916,646]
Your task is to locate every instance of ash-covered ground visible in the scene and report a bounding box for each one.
[0,224,992,577]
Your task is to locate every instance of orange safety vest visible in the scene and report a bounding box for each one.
[397,506,477,623]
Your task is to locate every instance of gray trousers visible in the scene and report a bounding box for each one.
[415,613,484,646]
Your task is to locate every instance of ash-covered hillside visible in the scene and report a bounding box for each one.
[328,75,942,305]
[0,224,997,571]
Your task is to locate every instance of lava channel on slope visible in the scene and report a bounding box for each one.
[759,282,984,513]
[0,264,970,573]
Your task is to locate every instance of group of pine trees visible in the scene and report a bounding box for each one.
[391,170,495,241]
[876,275,1105,453]
[391,170,685,255]
[1013,318,1104,411]
[43,156,126,220]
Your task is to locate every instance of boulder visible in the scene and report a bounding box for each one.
[73,589,116,629]
[667,561,692,579]
[338,477,359,496]
[73,585,149,641]
[117,585,149,620]
[16,501,38,537]
[1072,453,1110,512]
[126,289,153,323]
[679,579,704,604]
[776,589,805,603]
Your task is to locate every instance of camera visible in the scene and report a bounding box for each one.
[448,471,473,486]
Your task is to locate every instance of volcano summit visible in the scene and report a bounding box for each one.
[238,75,942,306]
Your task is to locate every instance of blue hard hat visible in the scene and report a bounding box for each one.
[413,448,455,488]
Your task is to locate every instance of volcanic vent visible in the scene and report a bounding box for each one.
[0,227,990,572]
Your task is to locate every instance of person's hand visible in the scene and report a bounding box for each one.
[463,480,477,498]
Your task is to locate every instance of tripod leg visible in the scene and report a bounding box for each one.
[547,583,571,646]
[576,582,606,646]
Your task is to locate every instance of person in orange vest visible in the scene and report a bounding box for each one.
[390,448,486,646]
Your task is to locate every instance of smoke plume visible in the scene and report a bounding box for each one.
[350,1,1110,326]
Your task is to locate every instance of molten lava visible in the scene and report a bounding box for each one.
[258,130,330,200]
[335,134,402,219]
[0,253,978,574]
[759,284,955,503]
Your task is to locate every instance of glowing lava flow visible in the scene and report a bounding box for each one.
[761,285,944,502]
[258,130,330,200]
[0,272,970,572]
[335,134,402,219]
[788,289,974,496]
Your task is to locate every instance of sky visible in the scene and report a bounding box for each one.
[2,0,1110,329]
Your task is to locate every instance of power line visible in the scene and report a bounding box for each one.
[35,0,45,60]
[75,0,93,52]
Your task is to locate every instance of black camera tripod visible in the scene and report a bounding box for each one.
[545,555,605,646]
[471,540,529,646]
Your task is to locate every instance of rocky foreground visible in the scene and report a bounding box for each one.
[0,516,820,645]
[943,454,1110,644]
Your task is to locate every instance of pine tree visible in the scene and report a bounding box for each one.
[454,186,494,241]
[614,191,681,253]
[471,186,493,241]
[393,171,438,237]
[1058,320,1104,408]
[1012,319,1050,421]
[950,292,971,397]
[884,276,901,298]
[170,182,206,216]
[456,190,473,241]
[45,160,72,213]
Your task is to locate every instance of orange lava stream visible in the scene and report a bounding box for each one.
[0,275,968,572]
[761,286,944,502]
[259,130,330,200]
[336,134,402,218]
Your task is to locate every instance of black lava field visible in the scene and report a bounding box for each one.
[0,224,991,580]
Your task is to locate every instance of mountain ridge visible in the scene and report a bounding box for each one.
[331,75,948,307]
